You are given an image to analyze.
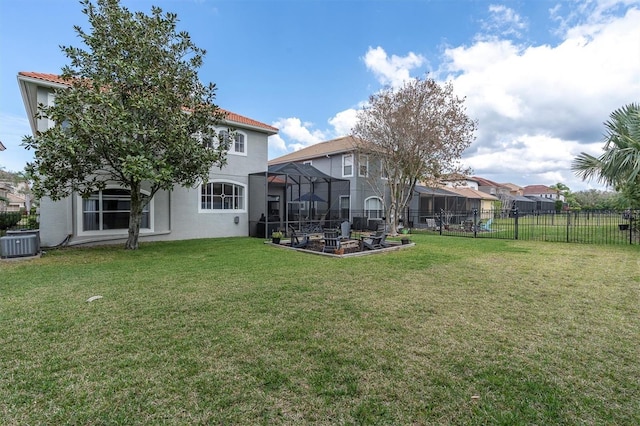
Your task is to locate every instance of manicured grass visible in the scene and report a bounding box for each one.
[1,235,639,424]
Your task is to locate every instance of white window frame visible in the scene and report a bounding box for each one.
[76,186,154,236]
[217,128,248,156]
[342,153,354,177]
[339,195,351,220]
[358,154,369,177]
[199,180,247,213]
[364,196,384,219]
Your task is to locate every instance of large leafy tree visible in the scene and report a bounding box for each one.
[572,103,640,209]
[23,0,228,249]
[353,77,476,233]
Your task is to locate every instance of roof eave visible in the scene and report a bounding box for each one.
[222,118,278,135]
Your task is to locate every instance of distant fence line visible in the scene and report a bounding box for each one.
[407,209,639,245]
[4,209,638,245]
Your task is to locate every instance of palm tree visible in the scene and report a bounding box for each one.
[572,103,640,208]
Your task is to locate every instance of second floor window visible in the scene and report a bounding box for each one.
[342,154,353,177]
[217,130,247,155]
[359,154,369,177]
[234,133,245,153]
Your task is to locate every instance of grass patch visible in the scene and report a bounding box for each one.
[1,235,639,424]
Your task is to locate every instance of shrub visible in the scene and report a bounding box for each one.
[0,212,22,230]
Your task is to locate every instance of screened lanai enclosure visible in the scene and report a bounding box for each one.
[249,163,350,238]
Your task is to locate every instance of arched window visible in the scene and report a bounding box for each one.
[200,181,245,211]
[218,129,247,155]
[364,197,384,219]
[82,188,150,232]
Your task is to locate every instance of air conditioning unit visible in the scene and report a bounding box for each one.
[1,235,39,258]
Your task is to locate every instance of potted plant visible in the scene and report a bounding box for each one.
[400,228,411,244]
[271,231,283,244]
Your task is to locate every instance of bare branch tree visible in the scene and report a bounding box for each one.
[353,77,477,233]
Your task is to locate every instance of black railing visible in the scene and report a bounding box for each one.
[407,209,638,245]
[0,211,40,237]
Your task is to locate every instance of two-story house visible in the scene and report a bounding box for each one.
[18,71,278,247]
[523,184,565,202]
[268,135,389,230]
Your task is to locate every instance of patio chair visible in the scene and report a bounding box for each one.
[340,221,352,240]
[360,230,385,250]
[288,226,309,249]
[480,218,493,231]
[322,230,341,253]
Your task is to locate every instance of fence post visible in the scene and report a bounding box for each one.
[473,208,478,238]
[439,209,443,235]
[512,207,519,240]
[566,210,571,243]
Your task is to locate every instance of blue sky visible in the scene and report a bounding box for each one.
[1,0,639,190]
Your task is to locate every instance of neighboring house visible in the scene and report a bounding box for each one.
[524,195,556,212]
[441,175,480,190]
[0,182,10,210]
[501,182,524,196]
[472,176,510,198]
[268,135,388,228]
[443,186,499,219]
[18,71,278,247]
[523,184,564,202]
[7,192,27,212]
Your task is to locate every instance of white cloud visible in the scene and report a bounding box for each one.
[271,117,325,145]
[328,108,358,136]
[363,46,426,88]
[480,4,528,39]
[268,133,287,152]
[270,117,326,152]
[441,5,640,190]
[269,2,639,192]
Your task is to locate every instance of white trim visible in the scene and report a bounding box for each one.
[76,186,155,237]
[364,196,384,219]
[339,195,351,220]
[198,179,247,213]
[231,129,248,156]
[217,128,248,157]
[342,153,354,177]
[358,154,369,177]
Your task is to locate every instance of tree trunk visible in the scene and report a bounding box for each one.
[125,182,143,250]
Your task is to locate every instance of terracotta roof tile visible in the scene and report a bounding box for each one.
[472,176,507,188]
[523,184,557,195]
[18,71,277,134]
[445,186,499,200]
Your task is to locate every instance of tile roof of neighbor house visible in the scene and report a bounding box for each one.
[268,135,367,165]
[18,72,278,134]
[501,182,524,192]
[472,176,507,188]
[440,174,479,183]
[445,186,500,200]
[523,184,557,195]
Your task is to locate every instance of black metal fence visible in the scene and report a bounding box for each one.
[0,211,39,237]
[408,209,639,245]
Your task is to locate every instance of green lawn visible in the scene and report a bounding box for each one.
[1,235,639,425]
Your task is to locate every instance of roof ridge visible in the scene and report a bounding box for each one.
[18,71,277,134]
